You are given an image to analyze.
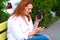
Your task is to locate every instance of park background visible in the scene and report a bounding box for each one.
[0,0,60,40]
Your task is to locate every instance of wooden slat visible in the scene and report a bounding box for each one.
[0,31,7,40]
[0,21,7,31]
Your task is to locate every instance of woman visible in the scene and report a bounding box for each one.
[7,0,50,40]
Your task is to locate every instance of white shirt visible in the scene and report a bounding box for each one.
[7,16,34,40]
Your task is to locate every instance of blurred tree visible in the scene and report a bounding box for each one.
[31,0,57,28]
[0,0,10,23]
[52,0,60,17]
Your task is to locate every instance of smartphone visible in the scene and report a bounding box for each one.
[36,10,42,19]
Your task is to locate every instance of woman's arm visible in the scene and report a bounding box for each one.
[28,30,37,37]
[28,27,44,37]
[34,20,40,28]
[34,15,43,28]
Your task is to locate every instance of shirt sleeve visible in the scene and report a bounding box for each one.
[8,17,29,40]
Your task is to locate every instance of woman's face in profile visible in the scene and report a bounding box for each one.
[24,4,33,15]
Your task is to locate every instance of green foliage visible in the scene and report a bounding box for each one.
[52,0,60,17]
[31,0,58,28]
[0,11,10,23]
[0,0,10,23]
[0,0,9,10]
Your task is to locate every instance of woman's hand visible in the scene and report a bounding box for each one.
[34,27,44,33]
[36,15,43,22]
[28,27,44,37]
[34,15,43,29]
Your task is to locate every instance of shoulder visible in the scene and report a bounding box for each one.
[8,16,22,24]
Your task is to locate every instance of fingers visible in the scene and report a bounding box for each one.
[34,27,44,33]
[39,27,41,28]
[35,15,43,22]
[42,27,45,29]
[41,15,43,19]
[39,27,44,31]
[39,27,45,29]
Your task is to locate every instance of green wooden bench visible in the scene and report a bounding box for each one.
[0,21,7,40]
